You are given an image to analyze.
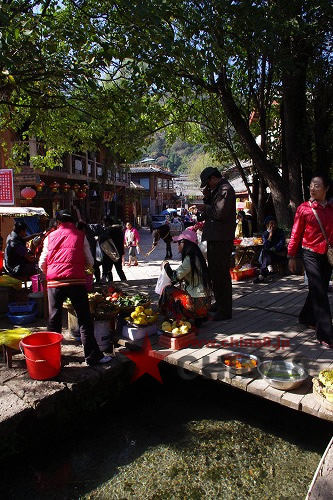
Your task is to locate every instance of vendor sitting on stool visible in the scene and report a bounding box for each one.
[253,216,287,284]
[159,229,212,327]
[4,221,39,278]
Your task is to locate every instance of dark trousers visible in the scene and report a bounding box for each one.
[165,241,172,259]
[102,255,126,281]
[47,285,103,365]
[260,249,287,274]
[11,262,37,278]
[93,260,101,282]
[300,249,333,343]
[207,240,233,316]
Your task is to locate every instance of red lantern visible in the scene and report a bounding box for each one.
[50,181,60,193]
[36,181,45,192]
[21,186,37,200]
[72,183,80,193]
[62,182,70,192]
[77,190,87,199]
[81,183,88,192]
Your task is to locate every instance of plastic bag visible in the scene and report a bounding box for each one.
[155,267,172,295]
[100,238,120,262]
[95,241,103,262]
[0,275,22,290]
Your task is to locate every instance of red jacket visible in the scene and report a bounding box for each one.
[46,223,85,281]
[288,200,333,257]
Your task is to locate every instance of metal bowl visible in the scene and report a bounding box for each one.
[221,352,259,375]
[258,360,308,390]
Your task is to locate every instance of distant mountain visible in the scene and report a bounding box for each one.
[140,132,203,173]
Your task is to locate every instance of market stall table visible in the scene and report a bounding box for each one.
[234,237,263,268]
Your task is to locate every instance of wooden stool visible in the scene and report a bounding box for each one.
[2,345,19,368]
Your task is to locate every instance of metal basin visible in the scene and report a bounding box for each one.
[258,360,308,390]
[221,352,259,375]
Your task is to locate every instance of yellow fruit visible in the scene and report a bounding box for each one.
[125,317,131,321]
[131,311,138,319]
[136,306,145,313]
[164,325,172,332]
[184,322,191,329]
[144,308,153,316]
[172,327,180,335]
[180,325,189,334]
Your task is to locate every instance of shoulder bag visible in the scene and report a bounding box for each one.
[100,238,120,262]
[311,208,333,266]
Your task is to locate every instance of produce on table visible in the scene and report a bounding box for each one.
[115,293,150,308]
[314,369,333,403]
[65,292,118,318]
[160,319,192,336]
[126,306,158,326]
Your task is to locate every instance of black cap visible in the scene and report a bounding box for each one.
[56,209,73,222]
[200,167,220,188]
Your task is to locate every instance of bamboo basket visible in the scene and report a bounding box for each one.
[313,377,333,412]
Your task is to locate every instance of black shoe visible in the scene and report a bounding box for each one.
[212,312,232,321]
[253,275,265,284]
[210,303,218,312]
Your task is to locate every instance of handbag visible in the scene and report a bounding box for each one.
[311,208,333,266]
[100,237,120,262]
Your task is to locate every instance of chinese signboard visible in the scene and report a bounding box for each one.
[0,169,14,205]
[14,173,40,185]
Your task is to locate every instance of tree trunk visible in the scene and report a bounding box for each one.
[217,67,291,226]
[281,39,309,214]
[97,147,115,220]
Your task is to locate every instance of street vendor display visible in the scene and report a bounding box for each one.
[313,369,333,411]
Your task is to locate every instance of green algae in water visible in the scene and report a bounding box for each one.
[86,419,321,499]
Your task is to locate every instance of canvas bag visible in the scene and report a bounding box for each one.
[311,208,333,266]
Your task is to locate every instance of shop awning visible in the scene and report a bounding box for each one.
[0,206,48,217]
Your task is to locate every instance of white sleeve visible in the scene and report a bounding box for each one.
[84,236,94,267]
[39,236,48,274]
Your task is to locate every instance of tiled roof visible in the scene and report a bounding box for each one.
[130,165,177,176]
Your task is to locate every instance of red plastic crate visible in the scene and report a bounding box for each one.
[159,331,196,350]
[230,267,256,281]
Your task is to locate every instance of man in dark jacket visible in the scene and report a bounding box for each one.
[195,167,236,321]
[100,216,126,282]
[5,221,38,278]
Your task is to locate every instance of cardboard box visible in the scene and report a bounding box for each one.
[122,323,157,341]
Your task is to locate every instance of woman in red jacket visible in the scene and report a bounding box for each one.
[288,174,333,348]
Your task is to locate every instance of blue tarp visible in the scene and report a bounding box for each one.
[14,216,40,236]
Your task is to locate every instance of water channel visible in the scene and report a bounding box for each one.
[2,363,332,499]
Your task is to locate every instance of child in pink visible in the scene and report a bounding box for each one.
[124,222,140,266]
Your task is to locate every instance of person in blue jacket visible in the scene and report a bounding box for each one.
[253,216,287,283]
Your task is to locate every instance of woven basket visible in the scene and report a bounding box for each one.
[313,377,333,412]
